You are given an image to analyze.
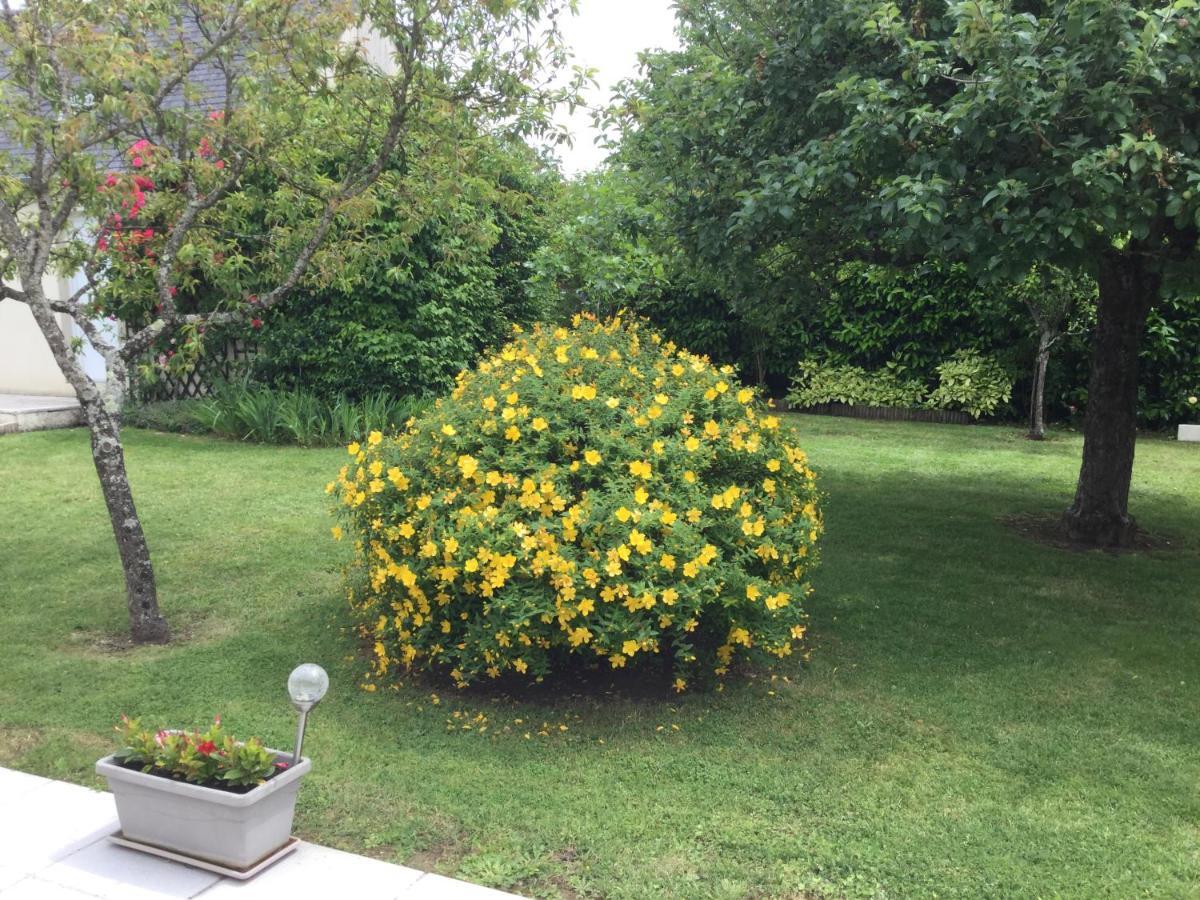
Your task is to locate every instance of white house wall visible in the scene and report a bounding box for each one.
[0,273,78,397]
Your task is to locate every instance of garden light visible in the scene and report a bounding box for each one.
[287,663,329,766]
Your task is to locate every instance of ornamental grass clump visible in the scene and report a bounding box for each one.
[331,314,822,690]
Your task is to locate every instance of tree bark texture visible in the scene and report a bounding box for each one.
[23,293,170,642]
[1028,329,1052,440]
[1064,249,1160,547]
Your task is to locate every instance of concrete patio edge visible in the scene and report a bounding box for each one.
[0,766,521,899]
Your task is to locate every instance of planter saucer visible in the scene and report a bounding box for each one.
[109,832,300,880]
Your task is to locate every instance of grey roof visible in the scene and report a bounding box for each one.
[0,8,238,172]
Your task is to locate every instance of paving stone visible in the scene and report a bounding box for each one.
[0,770,52,804]
[39,840,219,900]
[196,842,424,898]
[404,873,522,899]
[0,877,102,899]
[0,781,118,875]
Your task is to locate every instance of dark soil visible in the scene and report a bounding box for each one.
[112,756,287,794]
[999,512,1179,554]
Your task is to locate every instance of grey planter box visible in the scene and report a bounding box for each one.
[1179,424,1200,443]
[96,751,311,870]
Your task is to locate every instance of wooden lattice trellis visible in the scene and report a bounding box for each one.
[134,339,256,402]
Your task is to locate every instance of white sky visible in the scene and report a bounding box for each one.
[552,0,681,175]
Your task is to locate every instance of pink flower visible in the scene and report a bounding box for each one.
[134,175,155,191]
[154,730,169,746]
[130,139,151,152]
[208,110,224,121]
[214,160,225,169]
[251,317,263,329]
[197,740,217,756]
[141,227,154,240]
[96,236,108,251]
[275,761,290,770]
[105,174,118,188]
[131,156,144,168]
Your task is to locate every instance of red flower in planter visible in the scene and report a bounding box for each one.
[197,740,217,756]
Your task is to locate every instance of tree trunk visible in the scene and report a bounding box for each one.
[1027,329,1052,440]
[1063,249,1159,547]
[21,291,170,643]
[87,406,171,643]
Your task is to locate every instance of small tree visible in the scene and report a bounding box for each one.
[1012,265,1096,440]
[0,0,573,642]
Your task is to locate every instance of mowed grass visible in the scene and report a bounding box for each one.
[1,417,1198,898]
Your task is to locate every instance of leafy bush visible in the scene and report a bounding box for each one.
[125,383,429,447]
[114,715,284,789]
[332,314,822,690]
[926,350,1014,419]
[788,351,1012,419]
[122,399,211,434]
[787,360,928,409]
[199,382,429,446]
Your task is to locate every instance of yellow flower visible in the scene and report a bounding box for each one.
[571,384,597,400]
[615,506,632,523]
[633,486,649,505]
[441,424,456,436]
[685,436,701,452]
[673,678,687,693]
[629,529,652,554]
[605,397,620,409]
[584,449,602,465]
[629,459,652,479]
[704,420,720,438]
[330,526,343,541]
[513,658,528,674]
[458,455,479,479]
[660,553,676,571]
[532,417,549,431]
[505,425,521,442]
[347,442,360,456]
[621,639,639,656]
[506,392,519,404]
[766,458,781,472]
[737,388,754,404]
[746,584,761,601]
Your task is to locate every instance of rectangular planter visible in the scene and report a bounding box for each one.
[96,751,311,870]
[1179,424,1200,443]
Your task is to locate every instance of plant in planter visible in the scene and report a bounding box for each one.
[95,714,312,871]
[1181,394,1200,443]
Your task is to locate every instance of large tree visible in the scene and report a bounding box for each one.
[0,0,573,641]
[614,0,1200,546]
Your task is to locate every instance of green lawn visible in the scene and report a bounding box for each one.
[1,417,1198,898]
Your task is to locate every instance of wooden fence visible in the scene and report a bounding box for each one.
[133,339,255,402]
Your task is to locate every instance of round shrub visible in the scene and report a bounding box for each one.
[330,314,822,690]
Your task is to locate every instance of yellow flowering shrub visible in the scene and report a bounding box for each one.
[330,314,822,689]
